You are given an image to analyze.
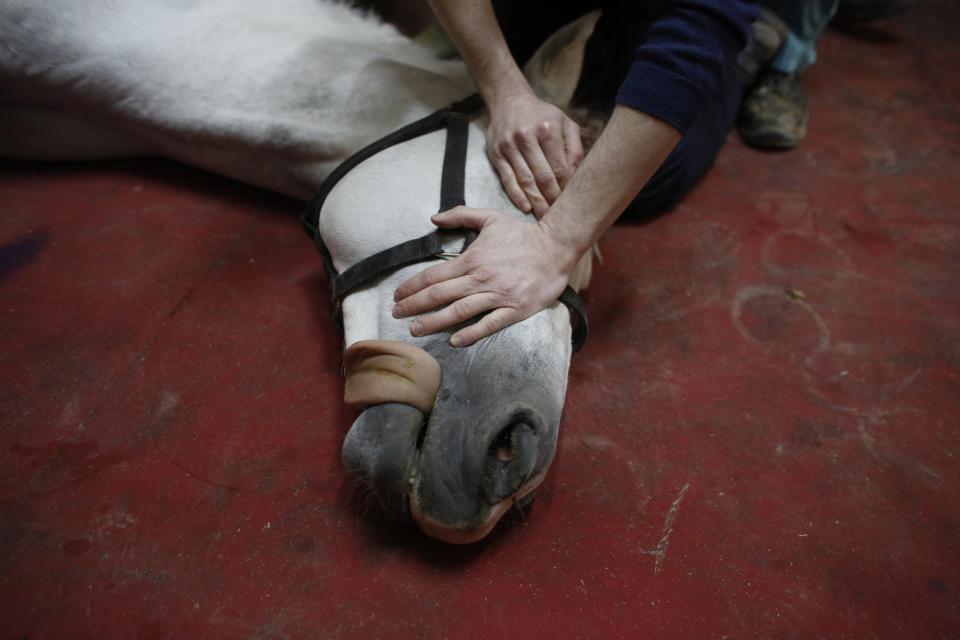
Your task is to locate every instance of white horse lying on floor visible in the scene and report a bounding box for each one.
[0,0,597,543]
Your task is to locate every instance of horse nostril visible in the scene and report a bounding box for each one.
[483,420,539,504]
[493,430,514,462]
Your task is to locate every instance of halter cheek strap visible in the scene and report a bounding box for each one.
[301,93,589,353]
[343,340,442,413]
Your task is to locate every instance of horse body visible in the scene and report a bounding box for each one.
[1,0,596,542]
[0,0,472,197]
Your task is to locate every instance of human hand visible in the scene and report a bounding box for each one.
[486,92,584,217]
[392,206,578,347]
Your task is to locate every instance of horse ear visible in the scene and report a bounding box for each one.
[522,11,601,108]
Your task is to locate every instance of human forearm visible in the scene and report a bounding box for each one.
[427,0,584,214]
[539,105,682,263]
[425,0,531,106]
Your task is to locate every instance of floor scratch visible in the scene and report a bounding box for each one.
[643,481,691,575]
[151,437,242,493]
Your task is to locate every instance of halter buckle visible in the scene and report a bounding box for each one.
[434,251,461,260]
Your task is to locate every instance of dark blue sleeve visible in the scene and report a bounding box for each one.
[615,0,756,134]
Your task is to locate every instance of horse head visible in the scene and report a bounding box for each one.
[318,12,600,543]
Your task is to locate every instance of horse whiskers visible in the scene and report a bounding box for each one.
[344,472,375,508]
[510,495,527,525]
[343,469,402,525]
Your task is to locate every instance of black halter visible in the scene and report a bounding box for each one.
[301,94,588,353]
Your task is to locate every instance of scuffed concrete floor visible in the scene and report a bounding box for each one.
[1,2,958,638]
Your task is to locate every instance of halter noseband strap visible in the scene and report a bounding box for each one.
[301,93,588,353]
[343,340,442,413]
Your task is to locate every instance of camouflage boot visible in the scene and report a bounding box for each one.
[738,70,807,150]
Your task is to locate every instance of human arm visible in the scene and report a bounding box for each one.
[425,0,583,215]
[392,105,681,346]
[395,0,754,346]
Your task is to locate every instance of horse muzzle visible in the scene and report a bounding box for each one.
[340,339,552,543]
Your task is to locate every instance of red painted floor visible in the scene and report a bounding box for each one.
[2,3,959,639]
